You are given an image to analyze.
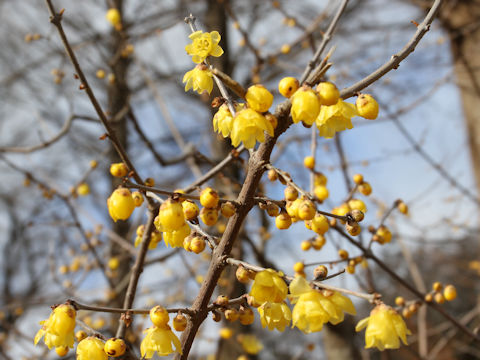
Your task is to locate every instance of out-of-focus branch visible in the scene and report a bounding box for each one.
[0,115,92,153]
[183,146,246,193]
[115,207,158,338]
[44,1,148,190]
[390,112,480,206]
[300,0,349,84]
[333,225,480,342]
[0,154,113,287]
[340,0,443,99]
[133,56,203,178]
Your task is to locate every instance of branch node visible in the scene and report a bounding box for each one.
[184,14,196,25]
[49,11,63,26]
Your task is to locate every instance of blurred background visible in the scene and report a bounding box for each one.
[1,0,479,359]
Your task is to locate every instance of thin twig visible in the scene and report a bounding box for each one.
[0,115,75,153]
[134,56,203,178]
[225,258,377,302]
[390,113,480,206]
[300,0,349,84]
[183,146,246,193]
[70,299,193,315]
[44,1,148,191]
[333,225,480,342]
[115,207,159,338]
[340,0,443,99]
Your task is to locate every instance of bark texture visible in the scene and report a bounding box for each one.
[438,1,480,190]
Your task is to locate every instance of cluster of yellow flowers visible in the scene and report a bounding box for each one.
[134,225,162,249]
[289,276,356,333]
[183,29,380,150]
[250,269,292,331]
[243,269,412,351]
[34,304,76,354]
[34,303,127,358]
[182,30,223,95]
[141,306,182,358]
[212,90,275,149]
[281,77,379,138]
[155,198,191,248]
[182,31,276,149]
[247,269,358,336]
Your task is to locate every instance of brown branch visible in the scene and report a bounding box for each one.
[183,146,246,193]
[211,68,246,98]
[340,0,443,99]
[225,258,376,302]
[70,299,193,316]
[43,1,147,191]
[0,115,75,153]
[115,207,158,338]
[174,100,293,360]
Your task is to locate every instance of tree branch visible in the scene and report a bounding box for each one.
[340,0,443,99]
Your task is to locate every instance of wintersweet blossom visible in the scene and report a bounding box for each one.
[289,276,356,333]
[290,86,321,126]
[213,103,245,138]
[76,336,108,360]
[34,304,76,350]
[237,334,263,355]
[249,269,287,304]
[183,65,213,94]
[163,223,191,248]
[245,84,274,113]
[258,301,292,331]
[140,325,182,358]
[355,304,411,351]
[185,30,224,64]
[316,100,358,138]
[230,108,274,149]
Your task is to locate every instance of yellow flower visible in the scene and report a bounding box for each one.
[219,327,234,339]
[136,229,162,249]
[140,326,182,358]
[348,199,367,213]
[185,30,224,64]
[289,276,356,333]
[76,336,108,360]
[356,94,379,120]
[76,183,90,196]
[355,304,411,351]
[258,301,292,331]
[245,85,274,113]
[230,108,274,149]
[163,223,191,248]
[213,103,245,138]
[290,86,321,126]
[237,334,263,355]
[105,8,121,27]
[107,188,135,222]
[183,65,213,94]
[249,269,287,304]
[34,304,76,350]
[157,199,185,232]
[316,100,357,138]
